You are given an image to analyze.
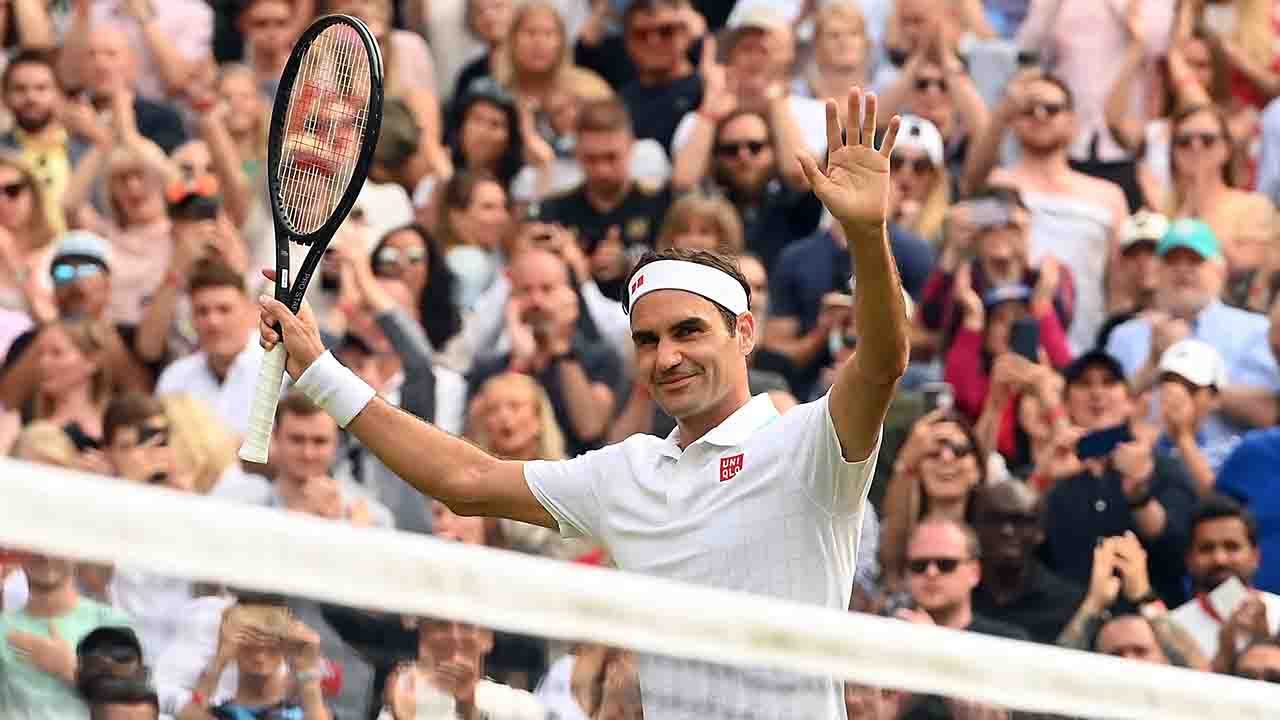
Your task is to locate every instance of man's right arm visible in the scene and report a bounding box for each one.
[346,398,556,528]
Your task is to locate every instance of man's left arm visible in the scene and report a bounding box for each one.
[796,91,910,462]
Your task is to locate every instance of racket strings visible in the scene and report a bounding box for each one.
[278,23,372,238]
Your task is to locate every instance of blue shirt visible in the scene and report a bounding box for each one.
[1105,300,1280,447]
[1218,427,1280,594]
[1257,97,1280,208]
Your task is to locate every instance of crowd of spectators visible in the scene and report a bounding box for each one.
[3,0,1280,717]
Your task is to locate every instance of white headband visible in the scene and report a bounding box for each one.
[626,260,749,316]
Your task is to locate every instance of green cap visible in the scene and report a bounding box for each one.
[1156,218,1221,260]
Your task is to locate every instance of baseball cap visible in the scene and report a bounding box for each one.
[895,115,945,168]
[1158,338,1228,389]
[1062,349,1127,387]
[1156,218,1221,260]
[52,230,110,269]
[727,5,788,34]
[76,626,143,659]
[1121,210,1169,252]
[982,283,1032,309]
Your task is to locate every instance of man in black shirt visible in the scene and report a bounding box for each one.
[711,109,823,268]
[541,98,673,301]
[971,481,1084,644]
[617,0,703,151]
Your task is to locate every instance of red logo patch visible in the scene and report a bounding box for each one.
[630,274,645,294]
[719,453,744,482]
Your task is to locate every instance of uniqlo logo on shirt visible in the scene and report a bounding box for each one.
[719,453,744,482]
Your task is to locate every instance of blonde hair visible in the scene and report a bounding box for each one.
[218,62,270,162]
[0,152,57,247]
[491,1,568,90]
[1229,0,1273,72]
[11,420,77,467]
[469,372,566,461]
[34,317,112,420]
[162,393,239,494]
[656,193,746,254]
[99,138,171,225]
[910,171,952,245]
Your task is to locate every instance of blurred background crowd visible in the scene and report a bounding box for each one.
[4,0,1280,718]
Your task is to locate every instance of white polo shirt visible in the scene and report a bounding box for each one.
[155,334,264,438]
[525,391,879,720]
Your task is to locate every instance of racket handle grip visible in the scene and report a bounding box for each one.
[239,344,288,464]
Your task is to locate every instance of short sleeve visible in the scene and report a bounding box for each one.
[524,446,619,540]
[789,392,881,515]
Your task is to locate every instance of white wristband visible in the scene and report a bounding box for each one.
[294,350,376,429]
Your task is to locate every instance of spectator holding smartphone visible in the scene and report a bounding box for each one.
[1037,350,1198,607]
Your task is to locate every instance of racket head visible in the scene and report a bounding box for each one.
[265,13,384,249]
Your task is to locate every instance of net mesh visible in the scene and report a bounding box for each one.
[276,22,371,236]
[1,460,1278,720]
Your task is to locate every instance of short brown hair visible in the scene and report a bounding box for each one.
[103,392,165,446]
[187,258,245,296]
[575,97,632,136]
[624,248,751,333]
[273,390,326,431]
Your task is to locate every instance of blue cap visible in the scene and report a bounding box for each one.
[1156,219,1221,260]
[982,283,1032,309]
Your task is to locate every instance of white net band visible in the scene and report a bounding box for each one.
[2,458,1278,719]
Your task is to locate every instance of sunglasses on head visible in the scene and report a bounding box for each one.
[907,557,965,575]
[1020,101,1067,119]
[0,180,29,199]
[375,246,426,266]
[716,140,768,158]
[1173,131,1222,149]
[631,22,682,42]
[890,155,934,174]
[914,77,947,93]
[51,262,103,287]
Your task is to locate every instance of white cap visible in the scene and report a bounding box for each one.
[1122,210,1169,250]
[728,5,789,34]
[1158,338,1228,389]
[894,115,944,168]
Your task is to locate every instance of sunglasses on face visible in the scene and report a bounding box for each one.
[1173,131,1222,149]
[890,155,934,174]
[0,180,29,199]
[375,246,426,266]
[914,77,947,93]
[1020,101,1067,119]
[716,140,768,158]
[925,438,973,459]
[1235,669,1280,683]
[630,22,682,42]
[907,557,965,575]
[51,262,103,287]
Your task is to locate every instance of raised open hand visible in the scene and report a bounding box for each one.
[797,87,900,231]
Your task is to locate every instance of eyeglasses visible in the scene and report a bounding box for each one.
[1234,668,1280,684]
[51,262,104,286]
[1019,101,1067,119]
[1173,131,1222,149]
[907,557,965,575]
[914,77,948,93]
[715,140,768,158]
[630,22,683,42]
[0,180,29,199]
[976,510,1039,529]
[375,246,426,266]
[890,156,934,174]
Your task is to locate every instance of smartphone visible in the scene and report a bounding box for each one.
[920,382,954,413]
[1208,576,1250,620]
[1009,316,1040,361]
[964,198,1013,229]
[1076,424,1134,460]
[1016,49,1041,68]
[65,424,101,452]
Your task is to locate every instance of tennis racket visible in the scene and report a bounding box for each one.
[238,14,384,463]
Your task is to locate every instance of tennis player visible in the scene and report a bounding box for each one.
[258,87,909,719]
